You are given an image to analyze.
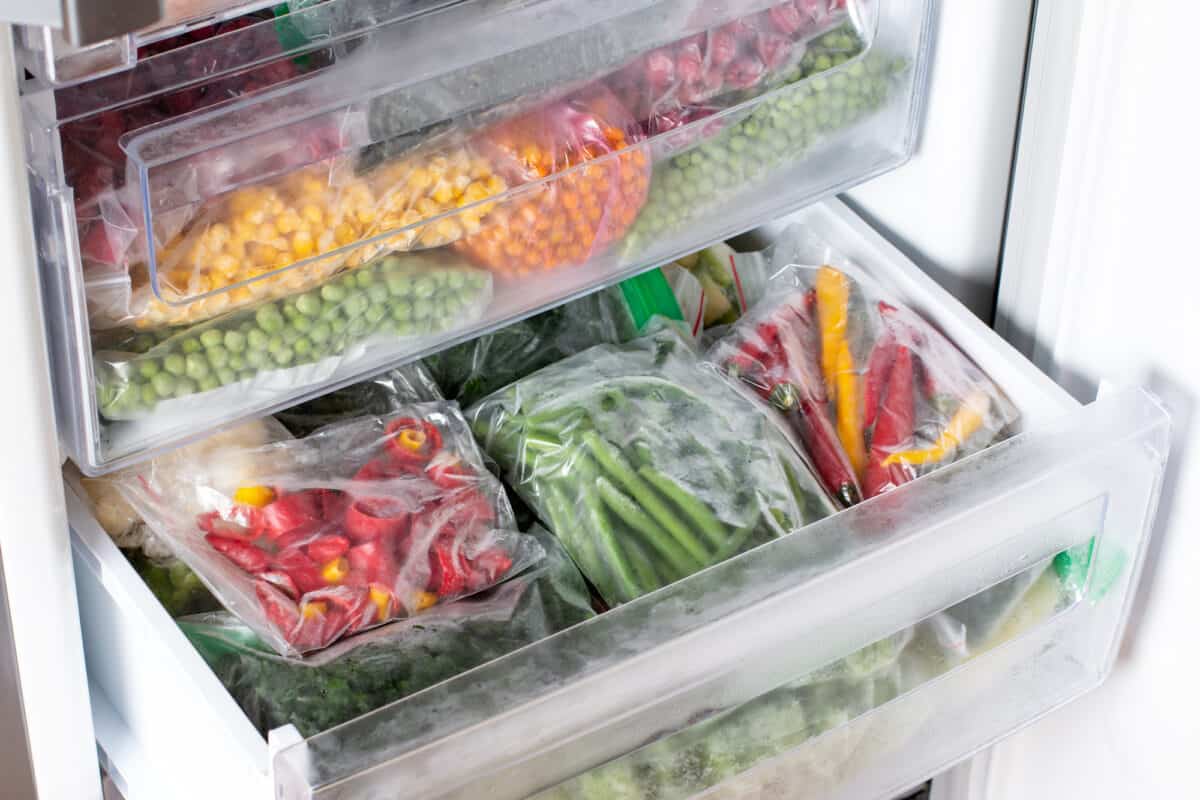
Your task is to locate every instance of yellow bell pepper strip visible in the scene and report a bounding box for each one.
[883,390,991,467]
[320,557,350,585]
[816,266,851,398]
[834,340,866,478]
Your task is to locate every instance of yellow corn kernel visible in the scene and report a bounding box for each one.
[414,591,438,612]
[355,205,377,226]
[435,219,460,241]
[206,222,231,248]
[432,182,454,205]
[301,204,324,225]
[414,197,438,217]
[257,222,279,242]
[233,485,275,507]
[321,557,350,585]
[249,242,280,265]
[407,167,433,191]
[486,175,506,194]
[292,230,316,258]
[276,210,301,234]
[334,222,358,246]
[301,176,326,196]
[460,181,490,205]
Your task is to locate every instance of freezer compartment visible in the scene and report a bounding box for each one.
[28,0,932,473]
[67,199,1168,799]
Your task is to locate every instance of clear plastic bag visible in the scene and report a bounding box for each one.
[180,525,592,736]
[707,227,1019,505]
[455,85,651,277]
[607,1,852,136]
[71,419,286,617]
[118,404,542,656]
[425,284,637,407]
[275,363,443,437]
[93,250,491,421]
[468,326,834,606]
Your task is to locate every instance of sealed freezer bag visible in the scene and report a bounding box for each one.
[91,129,509,330]
[456,85,651,277]
[468,326,834,606]
[93,250,490,421]
[623,25,906,250]
[275,362,443,437]
[535,626,911,800]
[425,283,640,407]
[607,0,852,136]
[70,419,285,617]
[119,405,542,656]
[708,229,1019,504]
[180,526,592,736]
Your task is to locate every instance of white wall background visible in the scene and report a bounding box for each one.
[990,2,1200,797]
[845,0,1033,321]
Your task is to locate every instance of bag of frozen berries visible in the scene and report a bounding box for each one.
[119,404,542,656]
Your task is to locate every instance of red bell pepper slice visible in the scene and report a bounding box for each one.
[197,508,261,541]
[271,549,326,594]
[427,540,471,597]
[466,547,514,592]
[255,580,300,638]
[862,331,897,432]
[864,345,917,499]
[205,533,270,573]
[347,539,399,587]
[426,452,475,489]
[258,570,300,601]
[305,534,351,564]
[384,418,443,466]
[261,490,323,538]
[345,496,411,543]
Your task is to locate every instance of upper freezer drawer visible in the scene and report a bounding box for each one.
[68,200,1170,800]
[25,0,932,473]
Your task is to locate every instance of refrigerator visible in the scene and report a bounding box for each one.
[0,1,1189,798]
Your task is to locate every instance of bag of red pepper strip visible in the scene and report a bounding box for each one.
[707,229,1018,505]
[118,404,542,656]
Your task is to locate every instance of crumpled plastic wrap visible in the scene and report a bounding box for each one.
[118,404,542,656]
[180,525,592,736]
[708,226,1020,504]
[468,326,834,605]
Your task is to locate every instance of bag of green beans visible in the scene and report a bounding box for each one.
[467,326,835,605]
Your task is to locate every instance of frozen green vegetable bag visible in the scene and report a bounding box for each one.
[468,326,836,606]
[181,527,593,737]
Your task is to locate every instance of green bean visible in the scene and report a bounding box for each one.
[578,481,641,601]
[595,477,698,578]
[584,432,711,566]
[637,466,728,550]
[712,515,762,565]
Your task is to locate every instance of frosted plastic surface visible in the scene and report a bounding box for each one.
[22,0,932,473]
[273,386,1169,799]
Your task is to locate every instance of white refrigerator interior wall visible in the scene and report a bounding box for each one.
[846,0,1033,320]
[991,1,1200,796]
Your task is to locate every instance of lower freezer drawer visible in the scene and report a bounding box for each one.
[66,201,1170,800]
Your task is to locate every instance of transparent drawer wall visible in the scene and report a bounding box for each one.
[23,0,932,473]
[67,201,1170,800]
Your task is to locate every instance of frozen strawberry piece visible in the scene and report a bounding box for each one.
[755,33,794,72]
[726,54,767,89]
[205,533,270,573]
[707,28,740,69]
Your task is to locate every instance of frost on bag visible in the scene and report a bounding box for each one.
[93,250,490,421]
[119,405,541,656]
[708,227,1019,505]
[180,526,592,736]
[425,285,637,407]
[455,85,651,277]
[607,0,852,137]
[468,326,834,606]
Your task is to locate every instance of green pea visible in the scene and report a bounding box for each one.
[141,384,158,407]
[413,277,437,299]
[292,314,312,333]
[412,303,430,320]
[246,350,270,370]
[185,353,210,380]
[365,305,386,326]
[137,359,160,379]
[273,347,295,366]
[132,333,157,353]
[247,329,269,351]
[268,334,285,353]
[228,354,246,371]
[224,330,246,353]
[198,375,220,393]
[174,377,197,398]
[164,354,186,376]
[206,345,229,369]
[344,293,369,316]
[281,327,301,345]
[151,372,177,397]
[256,306,285,333]
[200,329,224,349]
[296,293,322,318]
[309,322,332,344]
[294,337,313,358]
[239,370,256,382]
[330,317,348,335]
[367,283,389,304]
[180,338,201,355]
[387,274,413,296]
[216,368,237,385]
[391,300,413,321]
[346,318,368,338]
[355,270,376,288]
